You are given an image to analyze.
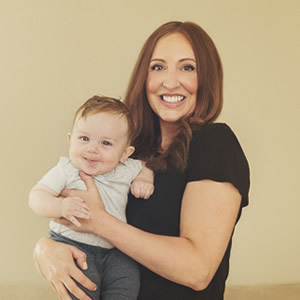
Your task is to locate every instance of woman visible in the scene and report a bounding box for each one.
[34,21,250,300]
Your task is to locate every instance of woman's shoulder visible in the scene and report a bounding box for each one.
[188,122,250,207]
[192,122,238,146]
[194,122,232,136]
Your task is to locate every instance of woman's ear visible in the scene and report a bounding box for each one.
[120,146,135,163]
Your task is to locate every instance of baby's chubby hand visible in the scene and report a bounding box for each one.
[61,197,91,227]
[131,179,154,200]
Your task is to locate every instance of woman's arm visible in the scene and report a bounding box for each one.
[71,173,241,290]
[33,237,97,300]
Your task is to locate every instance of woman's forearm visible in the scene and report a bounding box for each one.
[96,214,210,290]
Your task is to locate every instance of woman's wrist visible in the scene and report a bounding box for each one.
[91,210,117,242]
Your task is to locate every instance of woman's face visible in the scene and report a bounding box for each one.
[146,33,198,126]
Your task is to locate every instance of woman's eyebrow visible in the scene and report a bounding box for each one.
[149,58,165,62]
[179,58,196,62]
[150,58,196,62]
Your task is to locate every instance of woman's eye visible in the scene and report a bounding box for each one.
[150,64,164,71]
[80,136,89,141]
[101,140,112,146]
[182,65,195,72]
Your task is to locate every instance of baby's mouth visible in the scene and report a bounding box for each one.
[84,158,99,163]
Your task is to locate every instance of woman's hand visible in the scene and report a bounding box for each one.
[59,171,107,234]
[33,237,97,300]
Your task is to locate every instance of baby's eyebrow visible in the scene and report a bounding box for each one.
[102,136,117,142]
[76,130,89,135]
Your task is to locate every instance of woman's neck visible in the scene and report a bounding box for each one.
[159,121,180,152]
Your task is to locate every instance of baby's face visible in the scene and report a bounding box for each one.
[68,112,134,176]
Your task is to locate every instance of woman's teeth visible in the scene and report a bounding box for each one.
[162,95,184,103]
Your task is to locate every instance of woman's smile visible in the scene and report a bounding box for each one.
[161,94,185,103]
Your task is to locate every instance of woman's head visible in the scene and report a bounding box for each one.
[125,21,223,170]
[125,21,223,128]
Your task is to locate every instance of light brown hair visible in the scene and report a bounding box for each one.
[124,21,223,171]
[74,95,135,144]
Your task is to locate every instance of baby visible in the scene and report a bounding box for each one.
[29,95,154,300]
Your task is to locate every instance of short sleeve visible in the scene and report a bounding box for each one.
[38,157,69,194]
[122,158,143,182]
[187,123,250,207]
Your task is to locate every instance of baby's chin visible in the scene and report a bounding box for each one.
[76,164,103,176]
[81,170,102,176]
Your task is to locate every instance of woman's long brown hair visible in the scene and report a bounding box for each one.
[124,21,223,172]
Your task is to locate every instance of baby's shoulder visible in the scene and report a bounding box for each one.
[56,156,78,173]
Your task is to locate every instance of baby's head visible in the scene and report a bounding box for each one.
[68,96,135,176]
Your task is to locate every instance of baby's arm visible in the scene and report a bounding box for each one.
[29,183,90,227]
[130,162,154,199]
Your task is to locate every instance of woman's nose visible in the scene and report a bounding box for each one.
[162,70,180,89]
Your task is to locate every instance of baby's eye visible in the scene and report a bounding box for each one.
[150,64,164,71]
[80,136,89,142]
[182,64,195,72]
[101,140,112,146]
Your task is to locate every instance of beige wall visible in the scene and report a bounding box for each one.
[1,0,299,288]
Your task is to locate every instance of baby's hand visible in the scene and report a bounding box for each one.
[131,179,154,199]
[61,197,90,227]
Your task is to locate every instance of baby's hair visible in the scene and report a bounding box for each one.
[73,95,135,144]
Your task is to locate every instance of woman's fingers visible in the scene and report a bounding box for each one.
[62,276,93,300]
[50,246,95,300]
[66,246,97,299]
[79,171,105,209]
[71,245,88,270]
[51,282,72,300]
[79,171,98,192]
[51,275,93,300]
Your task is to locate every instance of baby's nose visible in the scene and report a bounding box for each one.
[87,143,99,153]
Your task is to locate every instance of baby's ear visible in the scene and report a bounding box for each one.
[120,146,135,163]
[67,132,71,143]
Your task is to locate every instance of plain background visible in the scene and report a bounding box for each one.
[0,0,299,289]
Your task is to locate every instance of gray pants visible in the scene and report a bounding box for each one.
[50,231,140,300]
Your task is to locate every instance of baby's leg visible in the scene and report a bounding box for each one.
[100,248,140,300]
[69,251,101,300]
[49,232,101,300]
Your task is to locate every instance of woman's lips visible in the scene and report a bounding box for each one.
[161,95,185,103]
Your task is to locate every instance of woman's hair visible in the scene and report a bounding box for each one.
[74,95,135,144]
[124,21,223,171]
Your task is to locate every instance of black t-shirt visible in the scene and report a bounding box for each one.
[126,123,250,300]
